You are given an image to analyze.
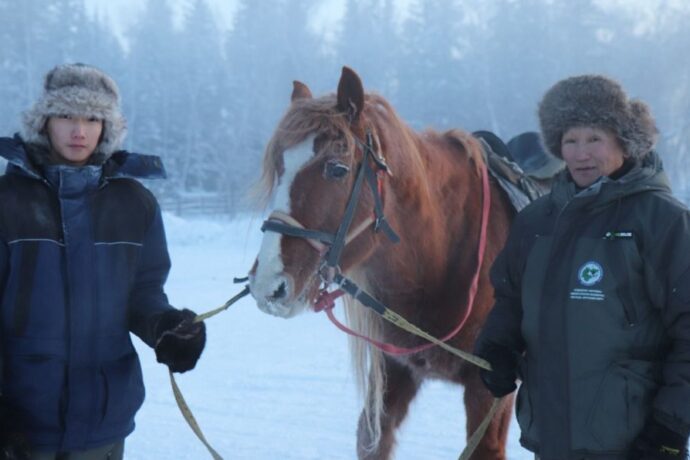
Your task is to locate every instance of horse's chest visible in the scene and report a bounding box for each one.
[392,349,466,382]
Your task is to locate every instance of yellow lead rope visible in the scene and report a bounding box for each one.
[378,306,504,459]
[169,285,250,460]
[170,371,223,460]
[380,309,491,371]
[173,284,502,459]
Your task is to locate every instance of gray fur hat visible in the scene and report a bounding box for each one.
[538,74,658,160]
[21,63,126,156]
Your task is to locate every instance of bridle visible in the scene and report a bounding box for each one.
[261,129,400,284]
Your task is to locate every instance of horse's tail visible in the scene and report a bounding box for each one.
[343,273,385,453]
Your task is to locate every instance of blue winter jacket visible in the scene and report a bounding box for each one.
[0,135,175,451]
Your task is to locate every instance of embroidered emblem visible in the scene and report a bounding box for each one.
[578,261,603,286]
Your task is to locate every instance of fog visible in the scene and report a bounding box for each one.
[1,0,689,210]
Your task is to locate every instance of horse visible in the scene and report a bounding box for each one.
[248,67,516,459]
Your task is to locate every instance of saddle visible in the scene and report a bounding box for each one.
[473,130,549,212]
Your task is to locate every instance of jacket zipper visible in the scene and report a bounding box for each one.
[603,232,638,327]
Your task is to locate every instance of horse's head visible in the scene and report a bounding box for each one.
[249,67,397,318]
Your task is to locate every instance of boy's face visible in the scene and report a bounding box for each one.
[46,115,103,166]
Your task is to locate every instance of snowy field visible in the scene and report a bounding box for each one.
[125,213,531,460]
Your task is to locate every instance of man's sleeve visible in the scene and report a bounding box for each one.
[128,205,175,348]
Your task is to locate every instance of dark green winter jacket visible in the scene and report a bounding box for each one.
[476,151,690,460]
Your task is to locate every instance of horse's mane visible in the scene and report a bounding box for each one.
[258,95,353,203]
[257,92,461,205]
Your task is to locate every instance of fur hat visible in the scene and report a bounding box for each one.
[538,74,658,160]
[21,63,126,156]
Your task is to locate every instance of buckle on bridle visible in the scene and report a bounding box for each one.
[319,262,341,286]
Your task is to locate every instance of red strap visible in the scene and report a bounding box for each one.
[321,160,492,355]
[314,289,345,312]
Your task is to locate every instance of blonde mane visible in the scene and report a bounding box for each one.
[256,92,446,207]
[257,95,354,204]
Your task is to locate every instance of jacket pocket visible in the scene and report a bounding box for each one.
[587,360,659,451]
[4,353,65,430]
[99,352,146,427]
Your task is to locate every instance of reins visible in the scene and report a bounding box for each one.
[316,152,492,356]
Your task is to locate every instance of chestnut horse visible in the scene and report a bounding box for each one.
[249,67,515,459]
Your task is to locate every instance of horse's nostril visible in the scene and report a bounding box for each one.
[271,282,287,300]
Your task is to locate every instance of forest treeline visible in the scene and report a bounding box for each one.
[1,0,688,209]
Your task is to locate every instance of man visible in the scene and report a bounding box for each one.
[475,75,690,460]
[0,63,206,460]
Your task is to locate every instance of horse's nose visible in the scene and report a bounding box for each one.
[270,280,288,301]
[250,273,293,304]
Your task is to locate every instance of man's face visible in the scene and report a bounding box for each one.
[46,115,103,166]
[561,126,626,187]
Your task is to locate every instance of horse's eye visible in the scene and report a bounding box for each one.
[324,160,350,180]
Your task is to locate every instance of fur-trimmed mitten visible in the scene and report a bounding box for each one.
[154,308,206,373]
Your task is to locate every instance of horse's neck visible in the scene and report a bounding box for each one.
[373,145,484,289]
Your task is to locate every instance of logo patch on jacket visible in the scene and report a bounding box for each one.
[578,261,603,286]
[570,261,605,301]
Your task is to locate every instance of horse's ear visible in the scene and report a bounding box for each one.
[337,66,365,122]
[291,81,312,102]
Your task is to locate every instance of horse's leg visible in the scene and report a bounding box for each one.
[463,367,513,460]
[357,357,420,460]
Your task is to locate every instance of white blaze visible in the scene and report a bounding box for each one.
[252,136,314,316]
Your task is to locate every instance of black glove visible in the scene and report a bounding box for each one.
[629,419,689,460]
[154,308,206,373]
[476,345,518,398]
[0,399,30,460]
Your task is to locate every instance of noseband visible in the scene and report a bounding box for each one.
[261,130,400,281]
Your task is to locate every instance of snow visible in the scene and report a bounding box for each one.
[125,213,531,459]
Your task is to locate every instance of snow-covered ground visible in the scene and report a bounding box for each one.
[125,213,531,459]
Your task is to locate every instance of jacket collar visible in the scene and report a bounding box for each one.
[549,151,670,211]
[0,135,44,180]
[0,134,166,182]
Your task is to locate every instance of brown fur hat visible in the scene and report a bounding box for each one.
[21,63,126,156]
[538,75,658,160]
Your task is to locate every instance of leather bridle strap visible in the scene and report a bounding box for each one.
[262,212,334,253]
[357,132,399,242]
[324,139,373,268]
